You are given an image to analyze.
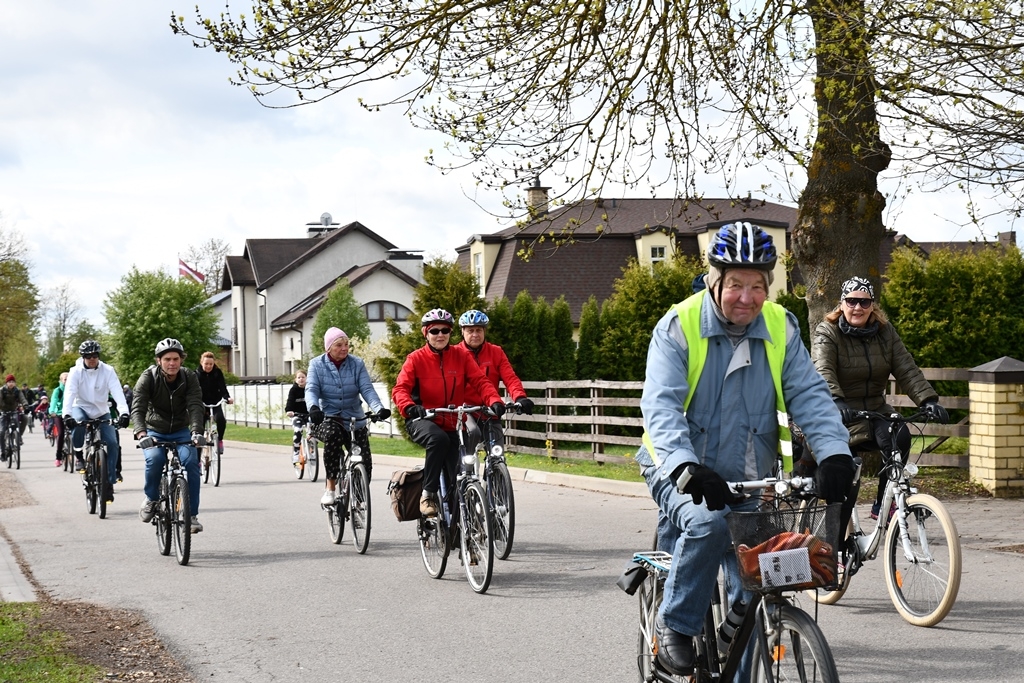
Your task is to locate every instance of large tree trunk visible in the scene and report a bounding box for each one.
[794,0,891,327]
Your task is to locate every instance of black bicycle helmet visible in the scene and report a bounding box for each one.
[420,308,455,328]
[154,338,186,358]
[706,222,777,271]
[79,340,101,356]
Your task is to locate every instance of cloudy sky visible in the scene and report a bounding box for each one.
[2,1,1021,328]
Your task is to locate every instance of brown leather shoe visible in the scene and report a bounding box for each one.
[419,496,439,517]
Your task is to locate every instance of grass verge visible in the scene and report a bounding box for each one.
[0,603,101,682]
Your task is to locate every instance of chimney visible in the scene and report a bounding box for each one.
[526,177,550,215]
[307,212,336,238]
[998,231,1017,247]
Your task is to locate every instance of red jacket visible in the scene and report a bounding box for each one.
[392,343,502,431]
[458,341,526,405]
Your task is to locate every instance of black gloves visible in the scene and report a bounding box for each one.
[309,405,324,425]
[490,401,506,418]
[676,464,732,511]
[118,413,130,429]
[815,454,856,504]
[515,397,534,415]
[138,435,156,450]
[922,400,949,424]
[405,405,426,421]
[833,398,855,425]
[376,408,391,421]
[64,416,77,430]
[192,432,207,447]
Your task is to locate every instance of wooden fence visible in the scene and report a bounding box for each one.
[503,370,970,467]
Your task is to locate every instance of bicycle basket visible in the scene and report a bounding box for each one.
[726,503,841,593]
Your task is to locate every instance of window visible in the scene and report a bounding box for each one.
[651,246,666,263]
[473,253,484,295]
[258,304,266,330]
[363,301,412,322]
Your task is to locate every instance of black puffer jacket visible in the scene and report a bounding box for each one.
[812,318,937,447]
[131,366,204,436]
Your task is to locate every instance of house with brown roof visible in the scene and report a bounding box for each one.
[456,185,798,323]
[221,214,422,378]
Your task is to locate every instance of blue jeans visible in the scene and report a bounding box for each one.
[70,407,119,486]
[644,465,756,679]
[143,428,200,516]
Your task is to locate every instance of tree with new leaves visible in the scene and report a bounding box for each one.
[174,0,1024,323]
[182,238,231,298]
[0,225,39,373]
[311,277,370,350]
[103,268,219,380]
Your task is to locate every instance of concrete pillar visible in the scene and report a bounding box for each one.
[968,356,1024,497]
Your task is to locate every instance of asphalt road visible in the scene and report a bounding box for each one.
[2,432,1023,682]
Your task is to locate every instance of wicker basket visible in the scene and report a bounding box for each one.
[727,503,841,593]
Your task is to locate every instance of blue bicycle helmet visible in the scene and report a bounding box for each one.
[458,310,490,328]
[706,222,777,271]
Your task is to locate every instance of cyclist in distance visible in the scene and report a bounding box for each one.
[196,351,233,455]
[635,223,855,678]
[0,374,28,462]
[62,341,130,502]
[133,338,206,533]
[285,369,308,466]
[811,276,949,519]
[391,309,505,518]
[49,372,69,466]
[306,328,390,505]
[456,309,534,447]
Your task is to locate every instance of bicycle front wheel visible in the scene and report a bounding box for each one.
[84,452,98,515]
[98,448,108,520]
[460,481,494,594]
[172,478,192,566]
[202,439,211,484]
[487,460,516,560]
[350,464,371,554]
[156,477,171,556]
[211,441,221,487]
[328,499,345,544]
[883,493,961,626]
[307,438,319,482]
[13,436,20,470]
[752,604,839,683]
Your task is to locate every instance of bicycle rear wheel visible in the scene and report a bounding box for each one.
[202,439,211,484]
[636,572,660,682]
[307,437,319,482]
[418,514,449,579]
[328,496,345,545]
[172,478,192,566]
[460,481,494,593]
[350,464,371,554]
[487,460,516,560]
[752,604,839,683]
[156,477,172,556]
[883,493,961,626]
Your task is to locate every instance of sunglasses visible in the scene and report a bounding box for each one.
[83,353,99,359]
[843,297,873,309]
[427,328,451,336]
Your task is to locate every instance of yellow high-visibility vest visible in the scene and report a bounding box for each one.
[641,291,793,469]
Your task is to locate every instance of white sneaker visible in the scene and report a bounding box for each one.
[320,489,336,505]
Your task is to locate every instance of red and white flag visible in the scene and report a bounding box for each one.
[178,258,205,283]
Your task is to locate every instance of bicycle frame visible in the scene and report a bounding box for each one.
[426,405,487,522]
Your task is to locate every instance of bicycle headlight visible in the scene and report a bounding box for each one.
[463,453,477,467]
[903,462,919,478]
[490,444,504,458]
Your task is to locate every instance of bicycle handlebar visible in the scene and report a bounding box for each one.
[675,464,817,501]
[851,409,929,423]
[204,399,228,408]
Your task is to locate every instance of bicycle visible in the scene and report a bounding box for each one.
[473,403,520,560]
[62,425,75,474]
[1,411,21,470]
[806,409,962,627]
[294,417,319,482]
[625,472,840,683]
[41,412,56,447]
[201,399,226,487]
[323,411,381,554]
[414,404,496,594]
[79,418,112,519]
[142,439,195,566]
